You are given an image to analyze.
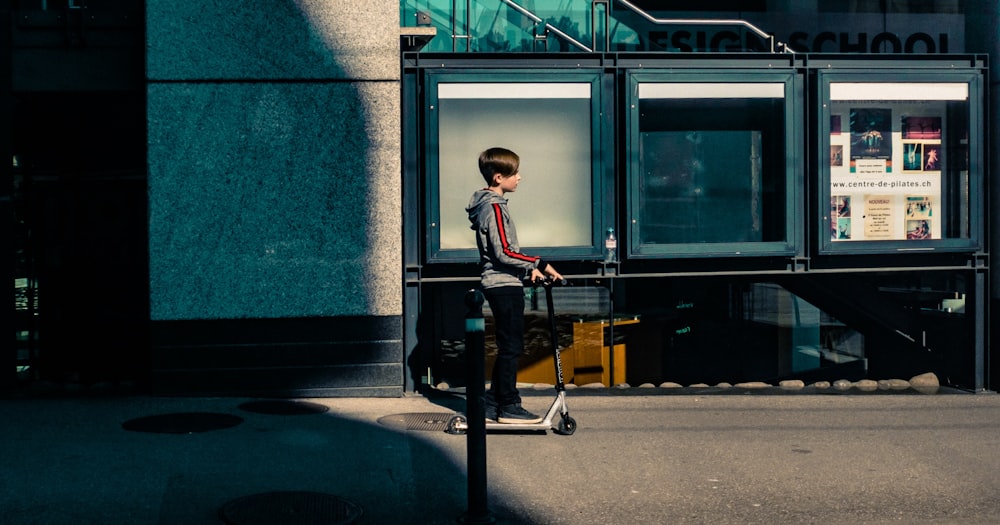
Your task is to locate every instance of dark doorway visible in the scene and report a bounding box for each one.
[12,91,148,391]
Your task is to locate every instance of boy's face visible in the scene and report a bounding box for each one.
[494,171,521,193]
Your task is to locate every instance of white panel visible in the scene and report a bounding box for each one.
[438,83,591,99]
[830,83,968,101]
[437,97,592,250]
[639,83,785,99]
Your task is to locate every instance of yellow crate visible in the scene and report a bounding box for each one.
[515,346,574,385]
[572,343,626,386]
[483,345,574,385]
[571,319,637,386]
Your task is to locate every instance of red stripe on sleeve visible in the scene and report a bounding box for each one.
[492,203,538,263]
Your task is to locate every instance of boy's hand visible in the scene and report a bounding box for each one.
[530,265,562,283]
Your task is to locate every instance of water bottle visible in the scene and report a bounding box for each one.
[604,227,617,263]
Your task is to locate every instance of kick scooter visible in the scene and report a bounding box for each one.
[446,277,577,436]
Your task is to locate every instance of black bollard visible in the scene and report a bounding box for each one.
[459,289,493,524]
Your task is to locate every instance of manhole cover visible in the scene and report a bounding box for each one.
[220,491,362,525]
[121,412,244,434]
[238,400,330,415]
[377,412,455,432]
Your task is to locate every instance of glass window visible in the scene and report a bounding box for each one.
[627,74,800,258]
[427,73,606,262]
[819,72,981,253]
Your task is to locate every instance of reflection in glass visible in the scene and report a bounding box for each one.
[640,131,762,244]
[636,94,786,247]
[744,283,865,378]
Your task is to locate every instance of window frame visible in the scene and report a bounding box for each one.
[423,69,611,263]
[816,69,984,255]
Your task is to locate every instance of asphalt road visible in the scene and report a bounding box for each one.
[3,389,999,524]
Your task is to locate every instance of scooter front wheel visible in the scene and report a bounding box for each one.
[554,415,576,435]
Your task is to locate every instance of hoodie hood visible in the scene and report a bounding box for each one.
[466,189,505,228]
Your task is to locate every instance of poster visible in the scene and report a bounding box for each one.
[850,108,892,174]
[923,144,941,171]
[905,195,932,219]
[901,116,942,173]
[902,142,923,172]
[904,195,933,240]
[830,145,843,167]
[906,219,931,239]
[830,101,945,243]
[831,195,851,240]
[901,116,941,140]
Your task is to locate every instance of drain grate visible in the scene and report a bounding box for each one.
[377,412,455,432]
[237,400,330,415]
[219,491,362,525]
[121,412,244,434]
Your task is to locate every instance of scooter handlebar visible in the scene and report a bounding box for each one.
[527,276,569,287]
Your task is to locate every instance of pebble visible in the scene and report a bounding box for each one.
[734,381,771,389]
[854,379,879,391]
[437,373,942,394]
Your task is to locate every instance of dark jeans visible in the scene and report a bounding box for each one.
[483,286,525,407]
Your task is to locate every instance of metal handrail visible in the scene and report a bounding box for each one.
[499,0,592,52]
[451,0,471,52]
[443,0,795,54]
[614,0,797,53]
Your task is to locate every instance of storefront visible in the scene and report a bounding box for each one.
[401,48,988,392]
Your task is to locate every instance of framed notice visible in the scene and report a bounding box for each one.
[819,70,983,254]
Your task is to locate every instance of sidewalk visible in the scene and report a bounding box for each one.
[3,387,1000,524]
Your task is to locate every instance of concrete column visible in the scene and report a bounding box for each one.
[145,1,401,320]
[145,1,403,395]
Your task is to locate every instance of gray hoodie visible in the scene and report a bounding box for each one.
[466,189,547,289]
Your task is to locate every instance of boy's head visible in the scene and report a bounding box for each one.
[478,147,520,186]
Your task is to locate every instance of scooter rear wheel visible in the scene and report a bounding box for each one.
[445,414,468,435]
[554,415,576,435]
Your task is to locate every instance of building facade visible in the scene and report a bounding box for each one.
[4,1,997,396]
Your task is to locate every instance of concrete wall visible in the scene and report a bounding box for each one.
[145,0,403,396]
[146,0,400,320]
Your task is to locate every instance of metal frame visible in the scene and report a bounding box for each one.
[815,67,986,255]
[421,68,612,264]
[402,53,987,276]
[625,68,804,259]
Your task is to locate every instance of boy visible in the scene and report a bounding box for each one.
[465,147,563,423]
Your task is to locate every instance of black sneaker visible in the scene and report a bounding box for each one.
[484,401,498,422]
[498,403,542,424]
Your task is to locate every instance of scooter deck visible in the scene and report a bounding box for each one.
[487,396,564,430]
[448,390,576,435]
